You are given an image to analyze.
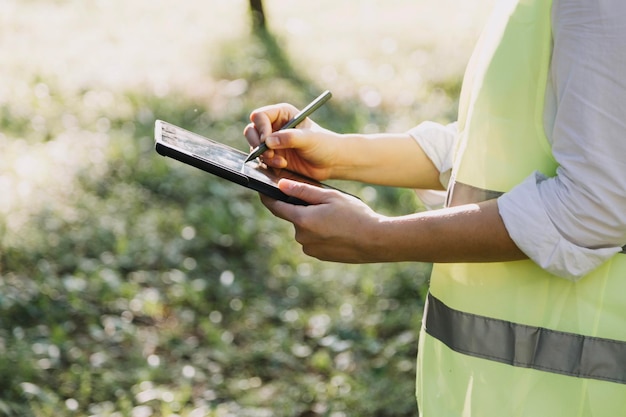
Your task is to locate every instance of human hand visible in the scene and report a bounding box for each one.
[261,179,387,263]
[243,103,343,181]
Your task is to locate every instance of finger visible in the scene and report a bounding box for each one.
[277,179,334,205]
[262,154,287,169]
[264,129,313,152]
[244,122,276,161]
[249,104,298,142]
[243,122,261,148]
[259,193,299,222]
[260,179,332,222]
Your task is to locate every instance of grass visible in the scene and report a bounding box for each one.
[0,1,493,416]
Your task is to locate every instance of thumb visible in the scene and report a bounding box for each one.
[278,179,333,205]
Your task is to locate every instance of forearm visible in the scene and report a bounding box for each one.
[368,199,526,263]
[266,179,526,265]
[329,133,444,190]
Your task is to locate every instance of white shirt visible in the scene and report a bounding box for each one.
[408,0,626,280]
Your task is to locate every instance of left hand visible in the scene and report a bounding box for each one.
[261,179,386,263]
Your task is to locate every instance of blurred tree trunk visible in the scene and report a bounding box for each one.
[249,0,267,32]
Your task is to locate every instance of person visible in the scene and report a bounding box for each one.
[244,0,626,415]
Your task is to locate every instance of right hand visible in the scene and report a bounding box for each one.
[243,103,342,181]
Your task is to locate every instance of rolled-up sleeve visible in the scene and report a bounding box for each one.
[498,0,626,280]
[407,121,458,189]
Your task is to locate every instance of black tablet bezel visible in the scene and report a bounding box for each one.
[154,120,327,205]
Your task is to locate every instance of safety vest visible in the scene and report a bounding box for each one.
[416,1,626,416]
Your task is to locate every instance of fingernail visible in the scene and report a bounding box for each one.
[278,179,294,191]
[266,136,279,147]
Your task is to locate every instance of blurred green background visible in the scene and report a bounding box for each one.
[0,1,493,416]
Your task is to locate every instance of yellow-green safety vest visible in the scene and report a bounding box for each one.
[416,0,626,416]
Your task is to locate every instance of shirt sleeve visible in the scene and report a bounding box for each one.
[406,121,458,210]
[497,0,626,280]
[406,120,458,189]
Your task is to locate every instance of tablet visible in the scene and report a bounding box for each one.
[154,120,330,205]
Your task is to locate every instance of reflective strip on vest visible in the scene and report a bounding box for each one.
[424,293,626,384]
[417,0,626,414]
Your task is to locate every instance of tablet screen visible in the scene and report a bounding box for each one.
[158,121,319,187]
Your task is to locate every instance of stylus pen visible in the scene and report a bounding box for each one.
[244,90,332,163]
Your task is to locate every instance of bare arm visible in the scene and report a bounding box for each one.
[245,104,524,264]
[326,133,444,190]
[244,104,443,190]
[262,179,526,264]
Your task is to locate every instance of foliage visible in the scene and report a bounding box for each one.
[0,70,433,417]
[0,1,479,415]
